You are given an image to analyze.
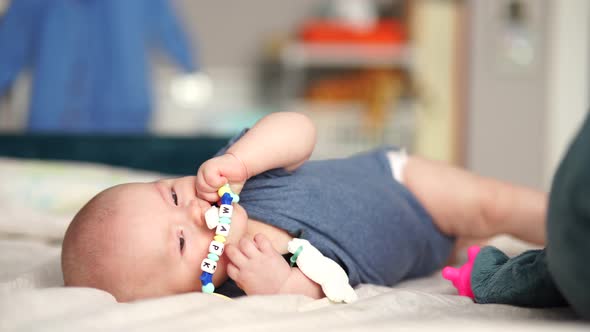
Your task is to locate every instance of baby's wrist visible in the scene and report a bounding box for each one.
[276,268,300,295]
[276,267,325,299]
[225,152,249,180]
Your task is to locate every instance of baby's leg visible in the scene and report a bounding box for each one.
[396,154,547,245]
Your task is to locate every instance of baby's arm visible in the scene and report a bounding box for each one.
[226,112,317,174]
[225,234,324,299]
[197,112,316,202]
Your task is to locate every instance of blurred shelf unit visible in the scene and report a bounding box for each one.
[275,40,416,158]
[280,42,413,69]
[288,99,416,160]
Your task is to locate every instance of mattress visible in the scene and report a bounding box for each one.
[0,157,586,331]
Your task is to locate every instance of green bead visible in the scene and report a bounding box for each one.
[219,217,231,224]
[202,283,215,294]
[208,253,219,261]
[231,193,240,203]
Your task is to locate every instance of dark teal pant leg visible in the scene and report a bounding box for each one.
[547,112,590,319]
[471,246,567,307]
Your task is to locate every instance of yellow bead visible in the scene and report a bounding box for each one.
[214,235,226,243]
[212,293,232,301]
[218,185,231,198]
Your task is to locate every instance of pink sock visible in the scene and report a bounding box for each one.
[441,246,481,299]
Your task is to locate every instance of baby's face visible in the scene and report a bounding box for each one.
[108,176,247,299]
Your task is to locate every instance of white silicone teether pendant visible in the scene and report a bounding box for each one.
[205,206,220,229]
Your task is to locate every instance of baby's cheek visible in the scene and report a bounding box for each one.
[178,272,201,293]
[151,260,196,296]
[191,241,210,272]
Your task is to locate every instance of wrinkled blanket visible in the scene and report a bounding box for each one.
[0,158,586,331]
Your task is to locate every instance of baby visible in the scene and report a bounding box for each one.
[61,112,547,302]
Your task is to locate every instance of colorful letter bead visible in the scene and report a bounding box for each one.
[209,241,225,256]
[219,204,233,218]
[200,185,239,295]
[216,223,231,237]
[201,258,217,274]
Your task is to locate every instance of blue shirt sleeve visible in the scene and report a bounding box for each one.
[0,0,44,93]
[148,0,196,72]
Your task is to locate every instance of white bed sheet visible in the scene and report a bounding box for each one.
[0,158,587,331]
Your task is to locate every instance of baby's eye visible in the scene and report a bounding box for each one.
[179,233,185,252]
[171,190,178,206]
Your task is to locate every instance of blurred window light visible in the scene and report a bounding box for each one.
[0,0,8,15]
[169,72,213,108]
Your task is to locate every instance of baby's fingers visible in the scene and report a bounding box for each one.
[225,244,248,268]
[202,165,227,189]
[239,238,260,258]
[253,233,274,254]
[226,262,240,282]
[196,170,223,202]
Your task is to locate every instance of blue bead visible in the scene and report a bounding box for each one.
[220,193,233,205]
[208,253,219,261]
[200,271,213,285]
[219,217,231,224]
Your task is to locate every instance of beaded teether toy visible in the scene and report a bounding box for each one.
[199,184,240,294]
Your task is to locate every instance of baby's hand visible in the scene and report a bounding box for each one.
[196,154,247,202]
[225,234,291,295]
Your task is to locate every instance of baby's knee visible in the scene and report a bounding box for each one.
[477,178,507,234]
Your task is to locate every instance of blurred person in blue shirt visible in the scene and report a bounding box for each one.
[0,0,196,132]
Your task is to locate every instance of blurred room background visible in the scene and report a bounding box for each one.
[0,0,588,190]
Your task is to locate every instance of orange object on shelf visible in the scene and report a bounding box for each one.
[299,19,407,45]
[305,69,406,134]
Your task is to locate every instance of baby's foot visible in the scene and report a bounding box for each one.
[441,246,481,299]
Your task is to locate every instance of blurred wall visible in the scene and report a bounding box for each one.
[152,0,325,134]
[467,0,549,189]
[173,0,322,67]
[467,0,590,190]
[546,0,590,188]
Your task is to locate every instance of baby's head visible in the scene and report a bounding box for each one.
[61,176,247,301]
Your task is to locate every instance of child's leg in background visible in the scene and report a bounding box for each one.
[397,154,547,245]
